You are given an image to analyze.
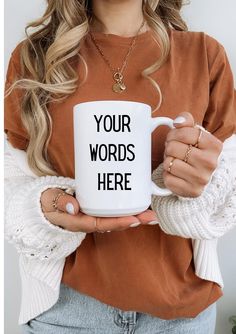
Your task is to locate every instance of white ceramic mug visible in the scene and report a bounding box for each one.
[73,100,174,217]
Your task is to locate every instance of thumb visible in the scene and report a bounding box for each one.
[173,112,195,128]
[56,192,80,215]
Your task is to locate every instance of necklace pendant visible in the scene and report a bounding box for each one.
[113,71,126,93]
[112,81,126,93]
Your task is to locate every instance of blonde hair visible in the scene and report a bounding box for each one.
[5,0,188,176]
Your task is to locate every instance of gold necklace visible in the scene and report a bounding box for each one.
[89,19,146,93]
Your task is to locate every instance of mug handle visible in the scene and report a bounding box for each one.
[150,117,175,196]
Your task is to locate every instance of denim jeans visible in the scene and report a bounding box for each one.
[21,283,217,334]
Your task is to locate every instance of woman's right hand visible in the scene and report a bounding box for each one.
[40,188,158,233]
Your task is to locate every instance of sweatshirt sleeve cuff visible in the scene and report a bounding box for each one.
[5,175,87,261]
[151,154,234,239]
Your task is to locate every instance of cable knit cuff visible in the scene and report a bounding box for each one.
[151,153,235,240]
[5,175,86,261]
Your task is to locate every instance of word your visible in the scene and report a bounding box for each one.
[94,114,131,132]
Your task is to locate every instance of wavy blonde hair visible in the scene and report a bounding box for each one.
[5,0,188,176]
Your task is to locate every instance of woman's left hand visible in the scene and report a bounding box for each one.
[163,112,223,197]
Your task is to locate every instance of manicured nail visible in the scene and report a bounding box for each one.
[130,222,141,227]
[66,203,75,215]
[148,221,159,225]
[173,116,186,124]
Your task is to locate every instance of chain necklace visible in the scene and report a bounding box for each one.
[89,19,146,93]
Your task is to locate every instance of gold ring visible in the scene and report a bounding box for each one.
[184,144,193,163]
[194,127,203,148]
[168,157,175,174]
[94,218,106,233]
[52,191,66,212]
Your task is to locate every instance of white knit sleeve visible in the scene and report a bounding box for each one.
[4,138,86,261]
[151,136,236,240]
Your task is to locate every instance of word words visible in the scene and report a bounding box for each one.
[89,144,135,161]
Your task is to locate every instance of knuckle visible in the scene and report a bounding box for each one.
[201,177,209,186]
[163,158,170,171]
[189,187,204,198]
[166,129,176,142]
[196,150,206,162]
[163,173,173,189]
[165,142,175,156]
[215,139,223,153]
[208,134,223,152]
[206,157,218,170]
[176,128,188,142]
[195,173,209,186]
[200,152,218,170]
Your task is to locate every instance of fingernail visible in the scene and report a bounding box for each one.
[130,222,141,227]
[148,221,159,225]
[173,116,186,124]
[66,203,75,215]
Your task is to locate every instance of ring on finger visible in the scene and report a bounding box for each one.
[183,144,193,164]
[94,218,106,233]
[194,127,203,148]
[52,191,66,212]
[168,157,176,174]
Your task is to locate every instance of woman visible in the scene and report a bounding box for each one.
[4,0,236,333]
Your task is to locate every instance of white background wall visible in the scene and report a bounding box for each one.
[4,1,236,333]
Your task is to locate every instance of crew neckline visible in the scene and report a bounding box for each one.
[88,29,153,45]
